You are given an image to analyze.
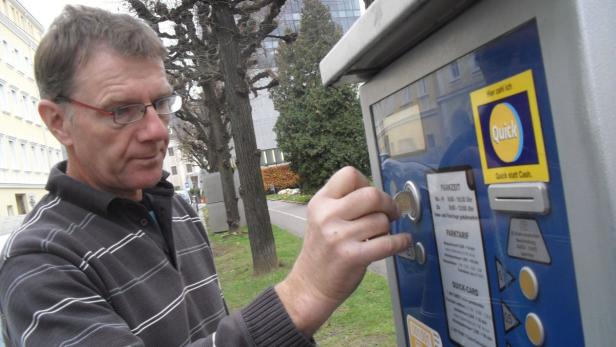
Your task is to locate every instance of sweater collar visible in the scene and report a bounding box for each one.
[45,161,173,216]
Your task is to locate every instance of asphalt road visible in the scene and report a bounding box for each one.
[267,200,388,277]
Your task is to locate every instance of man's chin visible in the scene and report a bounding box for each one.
[131,169,163,189]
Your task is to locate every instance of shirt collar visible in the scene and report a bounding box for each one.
[46,161,174,216]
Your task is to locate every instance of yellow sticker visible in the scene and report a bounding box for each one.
[407,315,442,347]
[470,69,549,184]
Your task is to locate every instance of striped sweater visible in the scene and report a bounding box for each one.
[0,162,313,347]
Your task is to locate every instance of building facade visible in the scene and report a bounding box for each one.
[162,128,202,194]
[0,0,63,217]
[251,0,362,167]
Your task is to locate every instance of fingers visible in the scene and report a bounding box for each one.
[357,233,412,264]
[343,212,393,241]
[336,186,399,221]
[317,166,370,199]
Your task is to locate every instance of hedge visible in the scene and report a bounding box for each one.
[262,164,300,191]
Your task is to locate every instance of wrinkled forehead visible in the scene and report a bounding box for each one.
[70,43,169,93]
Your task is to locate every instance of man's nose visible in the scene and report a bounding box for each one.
[136,106,169,142]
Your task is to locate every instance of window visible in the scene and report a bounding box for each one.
[267,149,275,164]
[31,98,39,123]
[450,60,461,81]
[39,147,46,172]
[12,48,19,68]
[0,39,8,61]
[416,78,427,96]
[47,148,53,168]
[10,89,17,115]
[22,94,30,121]
[168,147,174,156]
[470,53,481,72]
[29,144,36,171]
[24,55,30,75]
[20,142,27,171]
[0,82,7,112]
[171,166,178,175]
[275,149,284,163]
[8,139,16,169]
[186,164,192,173]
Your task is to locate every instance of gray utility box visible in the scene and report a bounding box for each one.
[203,171,246,233]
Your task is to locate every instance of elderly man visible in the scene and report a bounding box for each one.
[0,5,410,347]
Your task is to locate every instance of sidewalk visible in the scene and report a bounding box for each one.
[267,200,388,277]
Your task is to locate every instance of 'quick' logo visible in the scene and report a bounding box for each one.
[492,121,518,144]
[489,102,524,163]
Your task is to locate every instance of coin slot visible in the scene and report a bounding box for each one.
[393,181,422,223]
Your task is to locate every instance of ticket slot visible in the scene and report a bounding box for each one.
[488,183,549,214]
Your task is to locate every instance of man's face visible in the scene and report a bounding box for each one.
[64,47,171,200]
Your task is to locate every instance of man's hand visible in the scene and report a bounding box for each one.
[275,166,411,336]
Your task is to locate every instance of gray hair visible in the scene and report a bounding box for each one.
[34,5,166,101]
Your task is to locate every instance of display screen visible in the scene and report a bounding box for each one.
[372,89,425,158]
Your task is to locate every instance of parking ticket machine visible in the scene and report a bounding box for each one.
[320,0,616,346]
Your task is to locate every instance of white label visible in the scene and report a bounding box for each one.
[407,315,443,347]
[507,218,551,264]
[427,171,496,347]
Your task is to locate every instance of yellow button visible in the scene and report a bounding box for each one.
[519,266,539,300]
[525,313,545,346]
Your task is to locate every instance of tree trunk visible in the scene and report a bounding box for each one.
[212,3,278,274]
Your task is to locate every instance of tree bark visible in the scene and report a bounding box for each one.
[212,3,278,274]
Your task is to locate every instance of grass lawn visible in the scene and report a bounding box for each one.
[210,226,397,347]
[266,193,313,204]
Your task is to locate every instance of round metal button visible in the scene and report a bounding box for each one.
[415,242,426,265]
[398,243,416,261]
[525,313,545,346]
[393,181,421,223]
[519,266,539,300]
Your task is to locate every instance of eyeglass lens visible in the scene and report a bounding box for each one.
[114,95,181,124]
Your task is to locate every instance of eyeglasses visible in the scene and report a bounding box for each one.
[59,94,182,125]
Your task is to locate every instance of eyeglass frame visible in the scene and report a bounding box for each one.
[55,94,182,125]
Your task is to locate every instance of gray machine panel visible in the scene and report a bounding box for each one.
[323,0,616,345]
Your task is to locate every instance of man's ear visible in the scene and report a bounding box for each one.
[38,100,74,146]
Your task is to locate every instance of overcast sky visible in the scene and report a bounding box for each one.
[19,0,125,30]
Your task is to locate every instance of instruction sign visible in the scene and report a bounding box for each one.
[407,315,443,347]
[427,170,496,347]
[470,69,549,184]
